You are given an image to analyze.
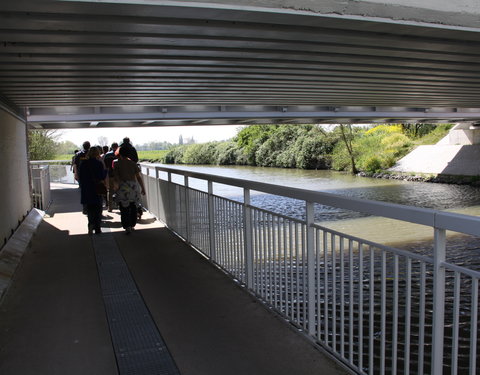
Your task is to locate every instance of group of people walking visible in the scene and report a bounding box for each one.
[72,137,146,235]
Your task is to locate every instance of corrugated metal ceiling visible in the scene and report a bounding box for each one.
[1,1,480,128]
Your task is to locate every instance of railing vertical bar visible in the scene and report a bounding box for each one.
[469,278,478,375]
[451,271,460,375]
[301,220,307,331]
[369,245,375,375]
[216,197,221,266]
[349,239,354,365]
[340,236,345,358]
[238,202,242,279]
[155,167,161,218]
[226,199,231,270]
[404,258,412,375]
[289,221,295,321]
[392,254,399,375]
[324,231,329,346]
[381,250,386,375]
[262,210,267,300]
[315,229,322,341]
[295,222,300,325]
[418,262,426,375]
[273,215,278,309]
[237,201,241,279]
[432,228,446,375]
[306,202,315,336]
[253,209,259,294]
[227,201,233,273]
[268,213,273,305]
[220,198,226,268]
[229,201,234,274]
[281,218,286,315]
[263,213,272,302]
[167,172,172,227]
[232,201,237,275]
[358,243,364,372]
[332,233,337,351]
[228,202,238,278]
[184,176,190,243]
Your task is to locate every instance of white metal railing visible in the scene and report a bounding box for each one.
[30,164,51,210]
[140,164,480,375]
[30,160,76,185]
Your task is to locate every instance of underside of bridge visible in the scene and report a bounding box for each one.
[1,0,480,129]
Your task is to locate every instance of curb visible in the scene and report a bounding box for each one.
[0,208,44,302]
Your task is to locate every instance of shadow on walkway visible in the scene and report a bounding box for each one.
[0,185,347,375]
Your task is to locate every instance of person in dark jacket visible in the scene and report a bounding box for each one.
[103,142,119,212]
[79,146,107,234]
[118,137,138,163]
[73,141,91,182]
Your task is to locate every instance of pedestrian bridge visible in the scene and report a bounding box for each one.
[2,162,480,375]
[2,1,480,374]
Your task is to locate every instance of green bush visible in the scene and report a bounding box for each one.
[363,156,383,173]
[414,123,454,145]
[164,145,188,164]
[214,141,242,165]
[181,142,218,164]
[236,125,279,165]
[331,124,412,173]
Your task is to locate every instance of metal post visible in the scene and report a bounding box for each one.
[208,180,216,262]
[184,175,190,243]
[432,227,446,375]
[306,201,315,336]
[244,188,254,288]
[155,167,160,218]
[145,167,150,210]
[167,171,172,227]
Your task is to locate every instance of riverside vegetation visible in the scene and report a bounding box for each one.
[144,123,453,174]
[42,123,453,176]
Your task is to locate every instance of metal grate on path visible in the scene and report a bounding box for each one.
[92,228,181,375]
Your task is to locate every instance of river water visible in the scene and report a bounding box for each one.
[164,164,480,254]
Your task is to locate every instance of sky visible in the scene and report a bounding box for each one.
[57,124,243,147]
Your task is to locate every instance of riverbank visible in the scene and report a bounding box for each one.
[358,171,480,186]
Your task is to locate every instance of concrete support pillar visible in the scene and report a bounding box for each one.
[445,122,480,145]
[0,108,31,248]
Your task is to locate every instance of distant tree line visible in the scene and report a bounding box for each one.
[160,123,452,174]
[28,123,452,174]
[135,141,174,151]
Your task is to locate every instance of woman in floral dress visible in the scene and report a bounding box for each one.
[113,146,146,234]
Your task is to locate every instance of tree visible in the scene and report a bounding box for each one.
[339,124,358,174]
[28,130,60,160]
[57,140,79,155]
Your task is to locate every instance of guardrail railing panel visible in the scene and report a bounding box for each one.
[140,164,480,375]
[30,164,52,210]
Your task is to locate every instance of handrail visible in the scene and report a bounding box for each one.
[141,163,480,237]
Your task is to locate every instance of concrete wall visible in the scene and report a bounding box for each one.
[173,0,480,27]
[0,108,31,247]
[449,124,480,145]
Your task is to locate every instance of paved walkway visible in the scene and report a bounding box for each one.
[0,184,348,375]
